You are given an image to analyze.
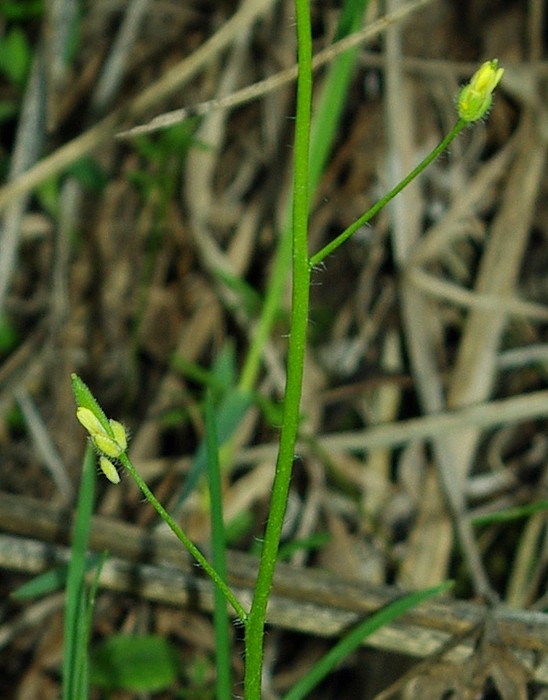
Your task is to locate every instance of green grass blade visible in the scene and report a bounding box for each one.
[283,580,454,700]
[76,551,109,697]
[308,0,369,193]
[205,391,232,699]
[472,499,548,526]
[63,445,96,700]
[175,388,252,507]
[11,554,101,600]
[90,634,179,691]
[277,532,331,561]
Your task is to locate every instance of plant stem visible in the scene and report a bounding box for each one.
[238,0,367,397]
[308,119,466,268]
[119,453,247,623]
[243,0,313,696]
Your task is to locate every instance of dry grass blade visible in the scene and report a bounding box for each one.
[383,7,548,600]
[0,55,46,313]
[1,495,548,683]
[406,267,548,320]
[446,122,547,474]
[118,0,436,138]
[91,0,151,113]
[1,1,548,696]
[0,0,277,214]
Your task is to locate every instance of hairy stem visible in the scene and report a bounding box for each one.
[243,0,313,696]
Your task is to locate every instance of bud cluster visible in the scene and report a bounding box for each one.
[72,374,128,484]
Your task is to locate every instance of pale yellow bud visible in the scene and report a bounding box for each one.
[77,408,127,458]
[99,456,120,484]
[109,419,128,452]
[92,432,125,459]
[76,407,105,437]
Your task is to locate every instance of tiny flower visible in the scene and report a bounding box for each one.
[99,456,121,484]
[457,59,504,123]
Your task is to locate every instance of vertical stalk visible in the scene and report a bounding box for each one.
[243,0,313,696]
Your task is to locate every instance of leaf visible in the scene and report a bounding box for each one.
[12,554,101,600]
[472,499,548,526]
[284,581,454,700]
[175,388,252,507]
[90,635,179,691]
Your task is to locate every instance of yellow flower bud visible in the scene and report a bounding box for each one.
[72,374,129,476]
[92,432,125,459]
[76,407,105,437]
[457,59,504,123]
[99,456,120,484]
[77,407,128,458]
[109,419,128,452]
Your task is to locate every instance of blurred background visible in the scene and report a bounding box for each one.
[0,0,547,697]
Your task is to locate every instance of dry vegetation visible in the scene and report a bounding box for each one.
[0,0,547,698]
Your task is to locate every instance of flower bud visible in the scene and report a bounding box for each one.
[76,406,128,458]
[92,432,125,459]
[457,59,504,123]
[72,373,129,481]
[109,419,128,452]
[99,456,120,484]
[76,407,105,437]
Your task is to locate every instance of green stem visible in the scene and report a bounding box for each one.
[308,119,467,268]
[118,453,247,623]
[243,0,313,696]
[238,1,367,396]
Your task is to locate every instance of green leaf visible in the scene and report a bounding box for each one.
[171,354,226,391]
[308,0,369,194]
[175,388,252,507]
[225,509,255,545]
[472,499,548,526]
[211,267,262,317]
[283,580,454,700]
[211,341,237,393]
[278,532,331,561]
[36,176,61,217]
[63,447,96,700]
[90,635,179,691]
[12,554,101,600]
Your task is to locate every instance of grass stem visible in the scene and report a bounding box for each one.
[243,0,313,696]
